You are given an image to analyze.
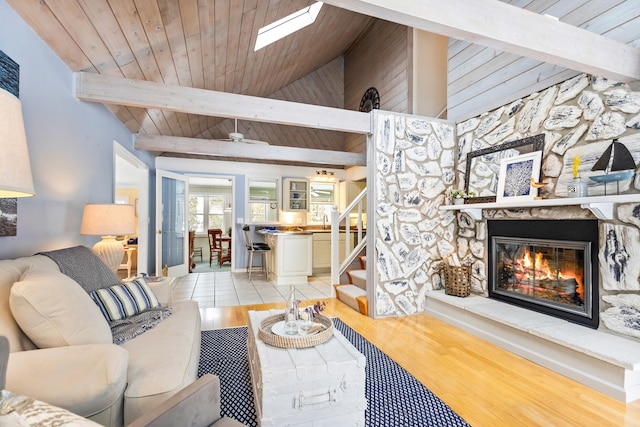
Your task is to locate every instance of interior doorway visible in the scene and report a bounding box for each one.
[187,176,235,273]
[114,142,149,276]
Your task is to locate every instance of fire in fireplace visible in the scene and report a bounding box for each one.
[488,220,599,329]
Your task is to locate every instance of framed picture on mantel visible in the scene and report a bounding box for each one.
[496,151,543,203]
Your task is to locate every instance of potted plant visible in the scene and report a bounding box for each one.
[451,189,475,205]
[451,189,466,205]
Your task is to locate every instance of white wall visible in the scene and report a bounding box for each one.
[412,29,448,119]
[0,0,154,260]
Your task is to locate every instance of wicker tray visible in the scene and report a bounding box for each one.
[258,313,333,349]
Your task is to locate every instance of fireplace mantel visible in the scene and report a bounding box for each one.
[440,194,640,220]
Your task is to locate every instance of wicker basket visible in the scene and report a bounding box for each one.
[443,265,471,297]
[258,313,333,349]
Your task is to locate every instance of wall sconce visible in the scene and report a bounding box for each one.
[80,203,136,272]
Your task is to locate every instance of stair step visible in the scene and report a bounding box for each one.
[358,255,366,269]
[346,269,366,289]
[334,284,367,315]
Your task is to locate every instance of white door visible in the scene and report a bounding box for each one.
[156,170,189,277]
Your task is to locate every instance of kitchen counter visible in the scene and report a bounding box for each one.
[257,227,365,234]
[257,227,365,276]
[257,228,312,235]
[259,230,312,285]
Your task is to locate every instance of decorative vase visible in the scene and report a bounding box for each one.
[284,285,298,335]
[568,177,588,198]
[453,198,465,205]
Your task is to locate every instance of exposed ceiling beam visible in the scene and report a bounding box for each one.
[74,72,371,134]
[325,0,640,82]
[134,134,366,166]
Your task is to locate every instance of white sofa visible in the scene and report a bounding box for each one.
[0,247,202,427]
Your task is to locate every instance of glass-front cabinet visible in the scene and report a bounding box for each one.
[283,178,309,212]
[248,178,279,223]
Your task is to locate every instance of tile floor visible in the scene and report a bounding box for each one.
[171,270,334,308]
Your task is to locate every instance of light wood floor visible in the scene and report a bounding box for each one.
[200,298,640,427]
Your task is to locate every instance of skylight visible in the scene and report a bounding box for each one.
[254,2,323,51]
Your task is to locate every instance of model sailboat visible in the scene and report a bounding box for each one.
[590,139,637,194]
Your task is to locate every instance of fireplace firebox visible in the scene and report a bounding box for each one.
[488,220,599,329]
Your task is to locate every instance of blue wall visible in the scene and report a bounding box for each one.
[0,0,154,260]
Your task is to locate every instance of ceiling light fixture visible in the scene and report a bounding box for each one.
[254,2,323,51]
[314,170,335,182]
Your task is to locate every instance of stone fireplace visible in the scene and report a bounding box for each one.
[487,220,599,328]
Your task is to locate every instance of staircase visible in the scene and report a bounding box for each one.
[330,187,369,315]
[334,255,368,315]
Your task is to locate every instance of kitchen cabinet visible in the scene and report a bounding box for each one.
[283,178,309,212]
[262,231,312,285]
[312,231,356,274]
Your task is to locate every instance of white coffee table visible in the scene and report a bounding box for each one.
[247,310,367,427]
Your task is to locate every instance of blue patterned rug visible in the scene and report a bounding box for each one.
[198,318,469,426]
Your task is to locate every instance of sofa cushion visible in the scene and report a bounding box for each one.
[121,300,201,424]
[90,278,160,322]
[9,268,112,348]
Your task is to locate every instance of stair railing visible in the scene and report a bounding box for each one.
[330,187,367,286]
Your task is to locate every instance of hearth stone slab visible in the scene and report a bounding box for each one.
[531,322,640,371]
[466,299,564,332]
[425,290,640,402]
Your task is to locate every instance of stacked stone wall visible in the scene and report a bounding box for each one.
[455,74,640,339]
[372,111,456,316]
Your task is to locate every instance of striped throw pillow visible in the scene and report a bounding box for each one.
[90,278,160,322]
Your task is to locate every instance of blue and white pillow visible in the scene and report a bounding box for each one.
[90,278,160,322]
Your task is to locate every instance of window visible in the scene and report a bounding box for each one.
[189,194,227,232]
[309,182,335,223]
[248,179,278,223]
[254,2,323,51]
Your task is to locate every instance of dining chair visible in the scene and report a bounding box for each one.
[188,230,196,272]
[207,229,223,267]
[218,234,232,267]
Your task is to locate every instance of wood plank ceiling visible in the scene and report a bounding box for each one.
[7,0,639,165]
[447,0,640,121]
[7,0,374,162]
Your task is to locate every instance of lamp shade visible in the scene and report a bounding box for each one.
[0,88,35,198]
[80,203,136,236]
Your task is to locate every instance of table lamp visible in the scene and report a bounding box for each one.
[0,87,35,198]
[80,203,136,272]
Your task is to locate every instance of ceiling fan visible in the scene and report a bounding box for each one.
[223,119,269,145]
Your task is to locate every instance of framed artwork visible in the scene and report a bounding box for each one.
[464,134,545,204]
[0,198,17,237]
[496,151,543,202]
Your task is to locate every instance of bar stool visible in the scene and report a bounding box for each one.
[243,225,270,281]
